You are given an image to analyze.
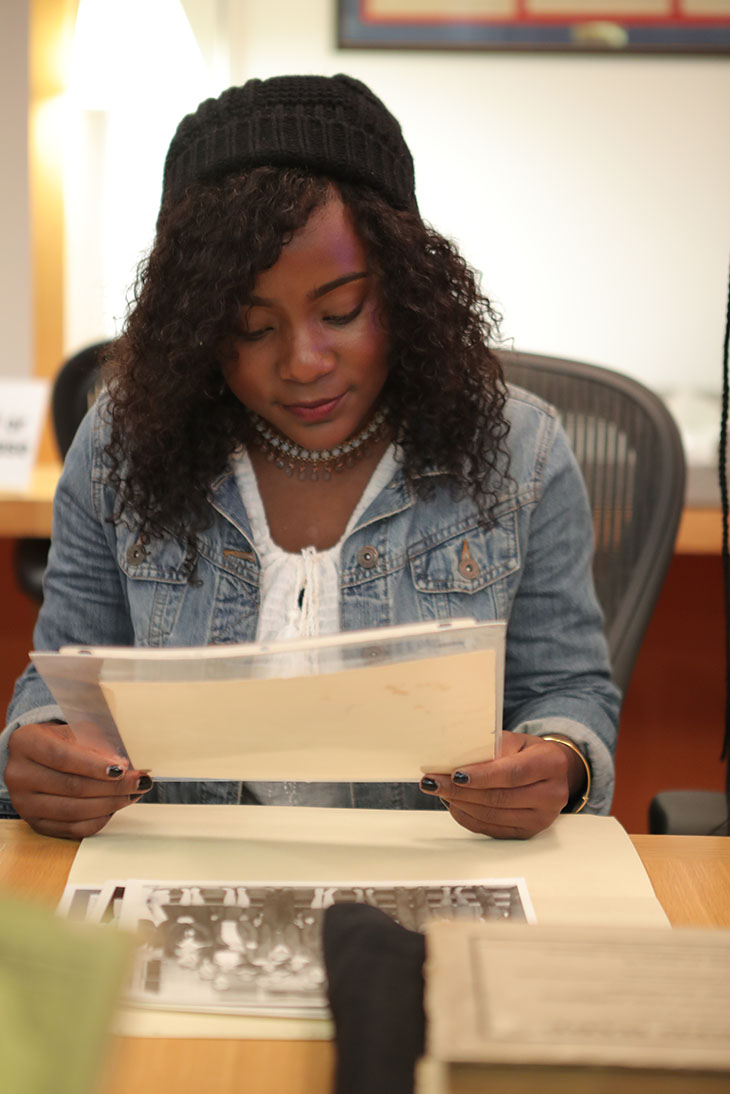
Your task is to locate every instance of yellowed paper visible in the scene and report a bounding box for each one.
[99,649,497,780]
[70,809,669,929]
[111,1007,332,1042]
[67,808,669,1041]
[425,920,730,1072]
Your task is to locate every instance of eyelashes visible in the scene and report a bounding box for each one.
[239,302,364,342]
[323,303,363,326]
[238,326,272,343]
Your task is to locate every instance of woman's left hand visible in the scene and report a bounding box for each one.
[419,732,587,840]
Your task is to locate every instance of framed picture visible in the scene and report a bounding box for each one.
[337,1,730,53]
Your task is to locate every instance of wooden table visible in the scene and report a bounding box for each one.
[675,507,723,555]
[1,822,729,1094]
[0,462,60,538]
[630,833,730,928]
[0,464,722,553]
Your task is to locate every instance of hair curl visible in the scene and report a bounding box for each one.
[105,167,509,546]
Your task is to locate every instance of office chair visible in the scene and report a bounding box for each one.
[13,341,108,604]
[649,269,729,836]
[498,353,728,834]
[497,349,686,699]
[648,788,727,835]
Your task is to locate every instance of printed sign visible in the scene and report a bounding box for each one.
[0,378,50,491]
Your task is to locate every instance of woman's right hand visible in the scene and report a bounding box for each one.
[5,722,153,840]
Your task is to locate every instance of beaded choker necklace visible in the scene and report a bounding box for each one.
[249,407,389,481]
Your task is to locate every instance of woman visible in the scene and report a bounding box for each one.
[1,74,619,840]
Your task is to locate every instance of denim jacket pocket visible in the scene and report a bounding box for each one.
[409,511,520,619]
[117,530,190,645]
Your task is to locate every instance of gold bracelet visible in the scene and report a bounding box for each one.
[542,735,591,814]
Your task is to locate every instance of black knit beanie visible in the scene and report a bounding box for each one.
[161,73,417,214]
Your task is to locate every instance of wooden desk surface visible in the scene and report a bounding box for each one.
[0,464,722,553]
[0,462,59,538]
[1,822,729,1094]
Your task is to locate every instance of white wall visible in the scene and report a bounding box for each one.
[226,0,730,404]
[61,0,729,418]
[0,2,32,379]
[64,0,224,355]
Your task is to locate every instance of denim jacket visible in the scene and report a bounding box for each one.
[2,386,620,814]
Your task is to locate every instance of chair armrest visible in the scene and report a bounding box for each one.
[648,790,728,835]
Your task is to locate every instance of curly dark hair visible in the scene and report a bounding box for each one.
[104,167,509,546]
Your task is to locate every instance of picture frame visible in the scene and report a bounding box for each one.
[337,1,730,54]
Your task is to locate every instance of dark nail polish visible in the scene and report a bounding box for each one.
[452,771,469,785]
[106,765,124,778]
[420,777,439,792]
[136,774,153,792]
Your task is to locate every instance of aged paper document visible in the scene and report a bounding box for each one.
[58,876,534,1021]
[68,810,668,1040]
[424,919,730,1077]
[98,648,497,780]
[32,619,504,782]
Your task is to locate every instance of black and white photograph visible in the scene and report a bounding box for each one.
[88,881,127,926]
[56,884,105,921]
[115,877,534,1017]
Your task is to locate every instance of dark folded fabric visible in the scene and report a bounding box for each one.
[323,902,426,1094]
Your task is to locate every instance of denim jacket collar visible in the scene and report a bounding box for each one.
[208,468,257,551]
[206,454,452,548]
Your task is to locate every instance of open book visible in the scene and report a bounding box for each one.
[31,618,505,783]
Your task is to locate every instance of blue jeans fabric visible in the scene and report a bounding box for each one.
[2,385,621,814]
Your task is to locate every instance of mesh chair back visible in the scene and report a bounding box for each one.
[52,341,108,458]
[498,350,686,695]
[13,342,108,606]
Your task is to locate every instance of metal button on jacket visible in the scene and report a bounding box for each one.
[458,539,480,579]
[126,543,147,565]
[357,545,379,570]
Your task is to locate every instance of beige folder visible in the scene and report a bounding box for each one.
[31,618,505,782]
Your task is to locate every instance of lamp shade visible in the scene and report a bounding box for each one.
[70,0,205,111]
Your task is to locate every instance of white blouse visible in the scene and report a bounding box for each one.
[231,446,399,642]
